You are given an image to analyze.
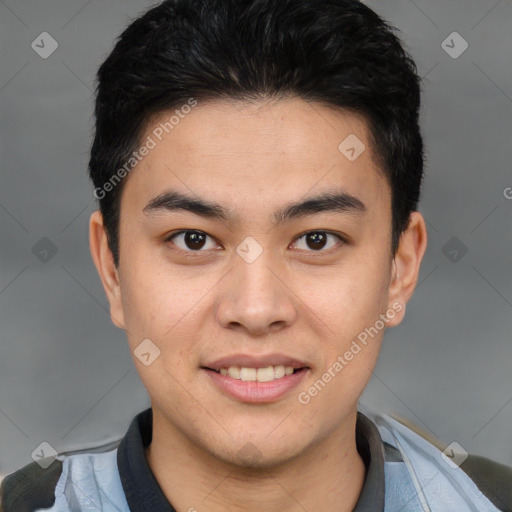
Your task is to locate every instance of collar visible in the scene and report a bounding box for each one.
[117,407,385,512]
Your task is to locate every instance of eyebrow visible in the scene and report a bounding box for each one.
[142,187,367,226]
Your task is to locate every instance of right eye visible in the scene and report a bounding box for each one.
[164,230,220,253]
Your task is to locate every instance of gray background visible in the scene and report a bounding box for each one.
[0,0,511,480]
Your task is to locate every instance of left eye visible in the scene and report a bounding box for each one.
[165,230,344,253]
[292,231,344,252]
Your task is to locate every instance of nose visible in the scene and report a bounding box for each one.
[215,245,297,336]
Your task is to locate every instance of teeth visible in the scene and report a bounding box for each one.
[256,366,275,382]
[228,366,240,379]
[240,367,257,381]
[216,364,298,382]
[274,365,285,378]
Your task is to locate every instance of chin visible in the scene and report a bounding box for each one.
[211,434,306,471]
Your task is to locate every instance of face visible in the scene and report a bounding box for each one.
[90,97,424,468]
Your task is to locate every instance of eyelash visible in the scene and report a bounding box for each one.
[164,230,347,256]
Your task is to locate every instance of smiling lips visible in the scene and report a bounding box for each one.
[215,365,296,382]
[203,353,309,382]
[202,353,310,401]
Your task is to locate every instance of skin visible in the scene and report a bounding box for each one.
[90,97,427,512]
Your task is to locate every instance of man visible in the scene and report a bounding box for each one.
[1,0,511,511]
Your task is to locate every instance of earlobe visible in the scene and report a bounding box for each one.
[89,211,126,329]
[386,212,428,327]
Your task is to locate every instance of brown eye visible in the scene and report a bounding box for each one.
[166,230,217,252]
[292,231,344,252]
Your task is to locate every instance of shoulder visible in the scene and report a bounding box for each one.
[390,414,512,512]
[459,453,512,512]
[0,439,122,512]
[0,457,63,512]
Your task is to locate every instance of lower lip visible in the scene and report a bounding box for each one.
[203,368,309,403]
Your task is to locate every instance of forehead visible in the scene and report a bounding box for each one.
[121,98,390,220]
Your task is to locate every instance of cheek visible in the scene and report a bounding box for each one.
[303,255,391,341]
[119,255,212,364]
[118,251,173,342]
[294,260,390,424]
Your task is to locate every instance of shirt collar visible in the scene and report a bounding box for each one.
[117,407,385,512]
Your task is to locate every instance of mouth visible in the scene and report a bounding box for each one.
[202,365,308,383]
[200,355,310,403]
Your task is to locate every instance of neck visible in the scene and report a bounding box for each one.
[145,410,366,512]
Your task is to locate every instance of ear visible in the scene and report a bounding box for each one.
[89,210,126,329]
[386,211,428,327]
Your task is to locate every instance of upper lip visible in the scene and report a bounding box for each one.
[203,353,310,370]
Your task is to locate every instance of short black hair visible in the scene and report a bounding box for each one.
[89,0,424,268]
